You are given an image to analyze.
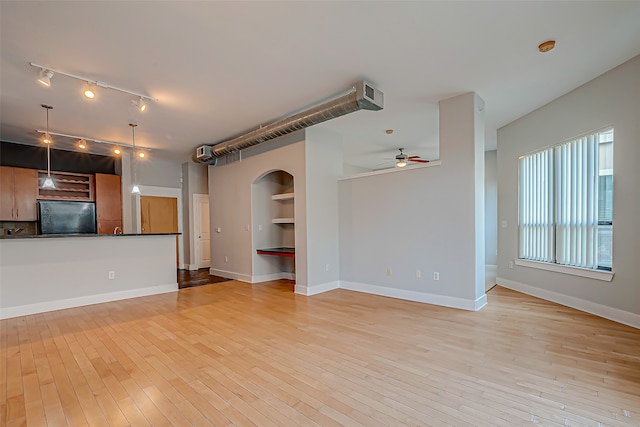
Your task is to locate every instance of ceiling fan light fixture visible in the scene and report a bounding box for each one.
[396,159,407,168]
[38,69,54,87]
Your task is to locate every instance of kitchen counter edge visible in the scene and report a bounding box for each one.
[0,233,181,240]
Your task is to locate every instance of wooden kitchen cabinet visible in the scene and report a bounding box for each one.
[0,166,38,221]
[95,173,122,234]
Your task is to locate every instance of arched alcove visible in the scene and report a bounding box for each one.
[251,170,295,283]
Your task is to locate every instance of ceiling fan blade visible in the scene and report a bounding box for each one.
[407,155,421,159]
[409,159,429,163]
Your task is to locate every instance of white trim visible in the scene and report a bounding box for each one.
[209,268,252,283]
[339,160,442,181]
[295,281,340,296]
[497,277,640,329]
[514,259,613,281]
[0,284,178,320]
[339,281,486,311]
[251,272,296,283]
[485,264,498,290]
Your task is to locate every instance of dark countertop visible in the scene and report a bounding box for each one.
[0,232,181,240]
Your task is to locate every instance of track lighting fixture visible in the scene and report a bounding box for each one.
[35,130,153,157]
[30,62,155,107]
[83,83,96,99]
[42,133,52,144]
[38,69,54,87]
[132,97,147,113]
[41,105,56,189]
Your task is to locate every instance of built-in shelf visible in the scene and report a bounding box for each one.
[37,171,94,201]
[272,218,295,224]
[271,192,294,201]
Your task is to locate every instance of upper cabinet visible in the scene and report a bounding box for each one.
[95,173,122,234]
[38,171,94,201]
[0,166,38,221]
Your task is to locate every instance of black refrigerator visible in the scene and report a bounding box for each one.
[38,200,97,234]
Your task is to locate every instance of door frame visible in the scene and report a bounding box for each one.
[134,185,185,269]
[192,193,210,270]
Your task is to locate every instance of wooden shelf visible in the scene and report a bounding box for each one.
[272,192,294,201]
[272,218,294,224]
[37,171,94,201]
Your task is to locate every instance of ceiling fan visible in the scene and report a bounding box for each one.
[394,148,429,168]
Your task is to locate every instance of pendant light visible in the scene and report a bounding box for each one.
[41,105,56,188]
[129,123,140,194]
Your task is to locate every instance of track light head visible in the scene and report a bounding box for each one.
[132,97,147,112]
[38,69,53,87]
[42,133,52,144]
[77,139,87,149]
[113,147,122,155]
[83,83,96,99]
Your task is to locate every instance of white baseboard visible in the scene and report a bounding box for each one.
[252,272,296,283]
[497,277,640,329]
[485,264,498,290]
[209,268,252,283]
[340,281,487,311]
[0,283,178,320]
[295,281,340,296]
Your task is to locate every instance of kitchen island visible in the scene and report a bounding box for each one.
[0,233,179,319]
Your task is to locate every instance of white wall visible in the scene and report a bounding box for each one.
[208,138,308,285]
[485,150,498,266]
[338,92,486,310]
[181,162,208,268]
[497,55,640,326]
[0,235,178,319]
[302,127,343,292]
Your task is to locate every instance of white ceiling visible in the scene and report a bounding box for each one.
[2,2,639,170]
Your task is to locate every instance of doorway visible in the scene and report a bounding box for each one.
[140,195,179,266]
[193,194,210,269]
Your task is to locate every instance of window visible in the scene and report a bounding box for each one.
[518,128,613,271]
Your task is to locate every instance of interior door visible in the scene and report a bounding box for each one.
[194,194,211,268]
[140,195,179,266]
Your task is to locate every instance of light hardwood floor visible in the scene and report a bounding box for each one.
[1,282,639,426]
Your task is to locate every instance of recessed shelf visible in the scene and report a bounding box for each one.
[272,218,295,224]
[272,192,294,201]
[37,170,94,201]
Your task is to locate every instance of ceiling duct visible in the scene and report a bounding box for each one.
[194,80,383,165]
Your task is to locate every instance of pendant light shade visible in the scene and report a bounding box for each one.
[41,104,55,188]
[130,123,140,194]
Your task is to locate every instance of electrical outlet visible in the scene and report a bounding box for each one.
[225,256,228,263]
[386,268,392,276]
[258,224,263,232]
[245,224,250,231]
[416,269,421,278]
[108,271,115,280]
[509,260,514,269]
[433,272,440,281]
[216,227,221,233]
[325,264,330,272]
